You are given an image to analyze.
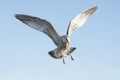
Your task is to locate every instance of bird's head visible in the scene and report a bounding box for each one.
[61,35,70,43]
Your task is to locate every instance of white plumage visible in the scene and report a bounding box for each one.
[15,6,97,64]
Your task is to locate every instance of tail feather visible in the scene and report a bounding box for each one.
[48,47,76,59]
[48,50,61,59]
[48,51,56,58]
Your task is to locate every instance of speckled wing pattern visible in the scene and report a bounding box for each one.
[15,14,60,46]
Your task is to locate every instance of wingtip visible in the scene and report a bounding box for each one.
[14,14,17,18]
[91,6,98,10]
[14,14,20,19]
[94,6,98,9]
[92,6,98,11]
[14,14,26,18]
[14,14,28,20]
[14,14,26,23]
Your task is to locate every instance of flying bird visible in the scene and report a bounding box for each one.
[15,6,97,64]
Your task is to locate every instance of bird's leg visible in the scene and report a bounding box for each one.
[70,55,74,61]
[63,58,66,64]
[67,51,74,61]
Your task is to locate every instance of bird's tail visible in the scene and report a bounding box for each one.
[48,49,61,59]
[48,51,57,59]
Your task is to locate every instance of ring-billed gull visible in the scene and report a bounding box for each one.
[15,6,97,64]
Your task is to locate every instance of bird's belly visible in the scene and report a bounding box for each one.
[57,45,70,57]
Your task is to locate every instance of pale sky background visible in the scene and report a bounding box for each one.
[0,0,120,80]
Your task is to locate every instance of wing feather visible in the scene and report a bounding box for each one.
[67,6,97,37]
[15,14,60,46]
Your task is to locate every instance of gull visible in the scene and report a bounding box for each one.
[15,6,97,64]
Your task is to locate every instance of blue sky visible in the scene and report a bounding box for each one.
[0,0,120,80]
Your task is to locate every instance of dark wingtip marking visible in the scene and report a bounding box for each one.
[14,14,30,25]
[14,14,22,19]
[14,14,19,19]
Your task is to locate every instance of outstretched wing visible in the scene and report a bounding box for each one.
[67,6,97,37]
[15,14,60,46]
